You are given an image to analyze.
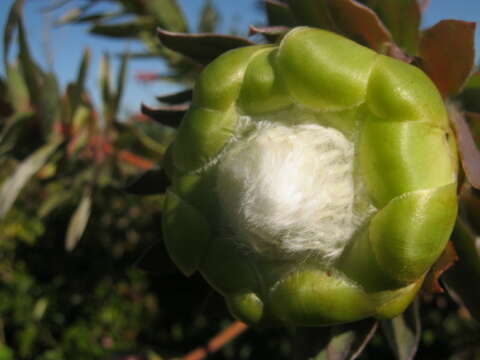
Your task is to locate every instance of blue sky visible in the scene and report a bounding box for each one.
[0,0,479,116]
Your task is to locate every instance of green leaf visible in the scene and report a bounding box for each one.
[249,25,290,42]
[443,217,480,322]
[458,72,480,113]
[18,324,37,358]
[381,300,421,360]
[0,139,62,219]
[0,79,13,118]
[463,180,480,234]
[40,72,61,134]
[3,0,25,67]
[17,17,60,135]
[288,0,338,31]
[163,190,211,276]
[420,20,476,97]
[71,11,124,24]
[125,168,170,195]
[135,241,179,275]
[359,0,421,55]
[0,344,14,360]
[131,119,176,153]
[99,53,112,122]
[156,89,193,104]
[0,111,33,156]
[70,48,90,113]
[144,0,187,32]
[122,52,160,59]
[141,103,187,128]
[198,0,219,33]
[41,0,72,13]
[6,63,29,112]
[116,0,145,14]
[90,20,152,38]
[65,190,92,251]
[265,0,296,27]
[113,52,129,118]
[318,319,378,360]
[38,188,72,218]
[17,17,43,103]
[157,28,255,65]
[55,7,82,25]
[32,298,49,320]
[293,319,377,360]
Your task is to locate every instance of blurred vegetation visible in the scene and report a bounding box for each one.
[1,0,480,359]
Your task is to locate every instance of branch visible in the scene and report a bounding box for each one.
[183,321,248,360]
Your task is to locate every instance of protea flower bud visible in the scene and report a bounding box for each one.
[162,27,458,326]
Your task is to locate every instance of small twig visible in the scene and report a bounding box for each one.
[183,321,248,360]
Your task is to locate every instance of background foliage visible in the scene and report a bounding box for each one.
[1,0,480,359]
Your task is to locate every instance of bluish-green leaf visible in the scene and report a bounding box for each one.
[55,7,82,25]
[249,25,290,42]
[141,103,187,128]
[40,72,61,134]
[265,0,296,27]
[113,52,129,118]
[65,190,92,251]
[293,319,377,360]
[0,139,62,219]
[99,53,112,122]
[90,20,151,38]
[0,111,33,156]
[156,89,193,105]
[157,28,255,65]
[71,11,124,24]
[198,0,219,33]
[325,320,378,360]
[69,48,90,113]
[18,17,44,104]
[3,0,25,67]
[125,168,169,195]
[145,0,187,32]
[381,300,421,360]
[444,217,480,322]
[17,17,60,135]
[6,63,29,112]
[457,72,480,113]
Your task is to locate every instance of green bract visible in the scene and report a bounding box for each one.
[162,27,458,326]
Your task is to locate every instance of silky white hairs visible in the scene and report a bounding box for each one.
[217,120,367,260]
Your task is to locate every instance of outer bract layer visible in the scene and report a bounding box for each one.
[162,27,458,326]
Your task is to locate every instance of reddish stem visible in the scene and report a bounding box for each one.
[419,0,431,12]
[116,150,155,170]
[183,321,248,360]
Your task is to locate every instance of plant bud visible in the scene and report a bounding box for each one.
[163,27,458,326]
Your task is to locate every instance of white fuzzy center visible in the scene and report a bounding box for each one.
[217,122,364,260]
